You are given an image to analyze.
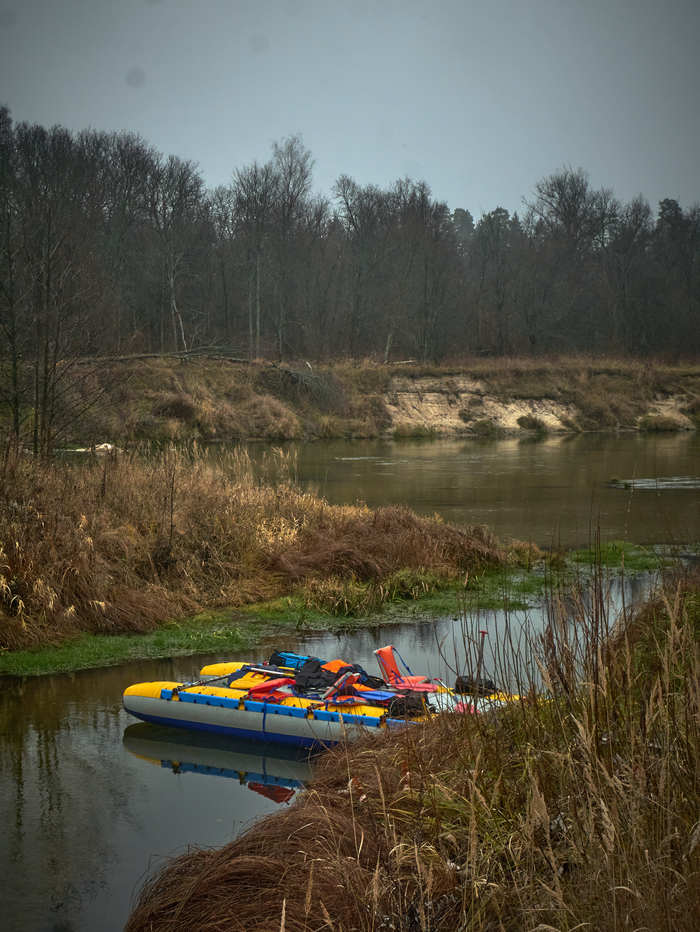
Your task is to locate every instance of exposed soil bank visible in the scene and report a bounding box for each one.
[11,355,698,447]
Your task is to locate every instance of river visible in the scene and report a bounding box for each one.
[2,432,699,931]
[267,432,700,548]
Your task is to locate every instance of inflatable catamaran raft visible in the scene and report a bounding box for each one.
[123,645,512,749]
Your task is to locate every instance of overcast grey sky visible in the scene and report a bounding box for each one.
[1,0,698,217]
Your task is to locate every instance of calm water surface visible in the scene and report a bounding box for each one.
[275,432,700,548]
[2,432,699,930]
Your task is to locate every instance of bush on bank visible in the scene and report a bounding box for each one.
[0,447,509,651]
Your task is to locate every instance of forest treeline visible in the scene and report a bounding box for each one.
[1,107,699,449]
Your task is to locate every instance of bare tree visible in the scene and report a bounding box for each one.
[232,159,277,359]
[146,154,204,353]
[270,135,313,359]
[0,106,22,442]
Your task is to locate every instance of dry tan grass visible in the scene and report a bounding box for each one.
[126,568,700,932]
[0,447,503,650]
[268,506,501,583]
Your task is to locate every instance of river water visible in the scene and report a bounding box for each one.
[2,432,699,931]
[268,432,700,548]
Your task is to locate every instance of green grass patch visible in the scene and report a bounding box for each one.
[458,565,545,610]
[236,570,463,624]
[0,610,273,678]
[569,539,664,572]
[235,594,333,628]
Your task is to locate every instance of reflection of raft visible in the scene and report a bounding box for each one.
[123,723,312,802]
[123,646,467,749]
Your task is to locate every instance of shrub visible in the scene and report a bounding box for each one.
[0,453,504,649]
[517,414,548,433]
[638,414,685,431]
[470,418,504,438]
[152,392,198,422]
[238,395,301,439]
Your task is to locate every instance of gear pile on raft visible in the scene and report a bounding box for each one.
[123,645,514,749]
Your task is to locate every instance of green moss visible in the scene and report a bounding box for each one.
[569,540,664,572]
[235,594,329,625]
[457,565,545,610]
[0,609,262,677]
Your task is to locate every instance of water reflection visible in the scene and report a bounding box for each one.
[251,433,700,547]
[123,724,313,802]
[297,569,656,694]
[0,657,311,932]
[608,476,700,490]
[1,668,137,931]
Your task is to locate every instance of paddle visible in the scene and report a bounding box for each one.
[172,662,297,697]
[171,671,235,694]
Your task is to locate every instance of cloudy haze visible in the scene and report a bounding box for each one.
[1,0,698,216]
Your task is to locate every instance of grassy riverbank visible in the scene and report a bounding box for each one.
[4,355,699,447]
[0,436,665,677]
[0,565,546,677]
[1,447,533,664]
[126,567,700,932]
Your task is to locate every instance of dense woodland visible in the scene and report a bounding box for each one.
[1,107,699,447]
